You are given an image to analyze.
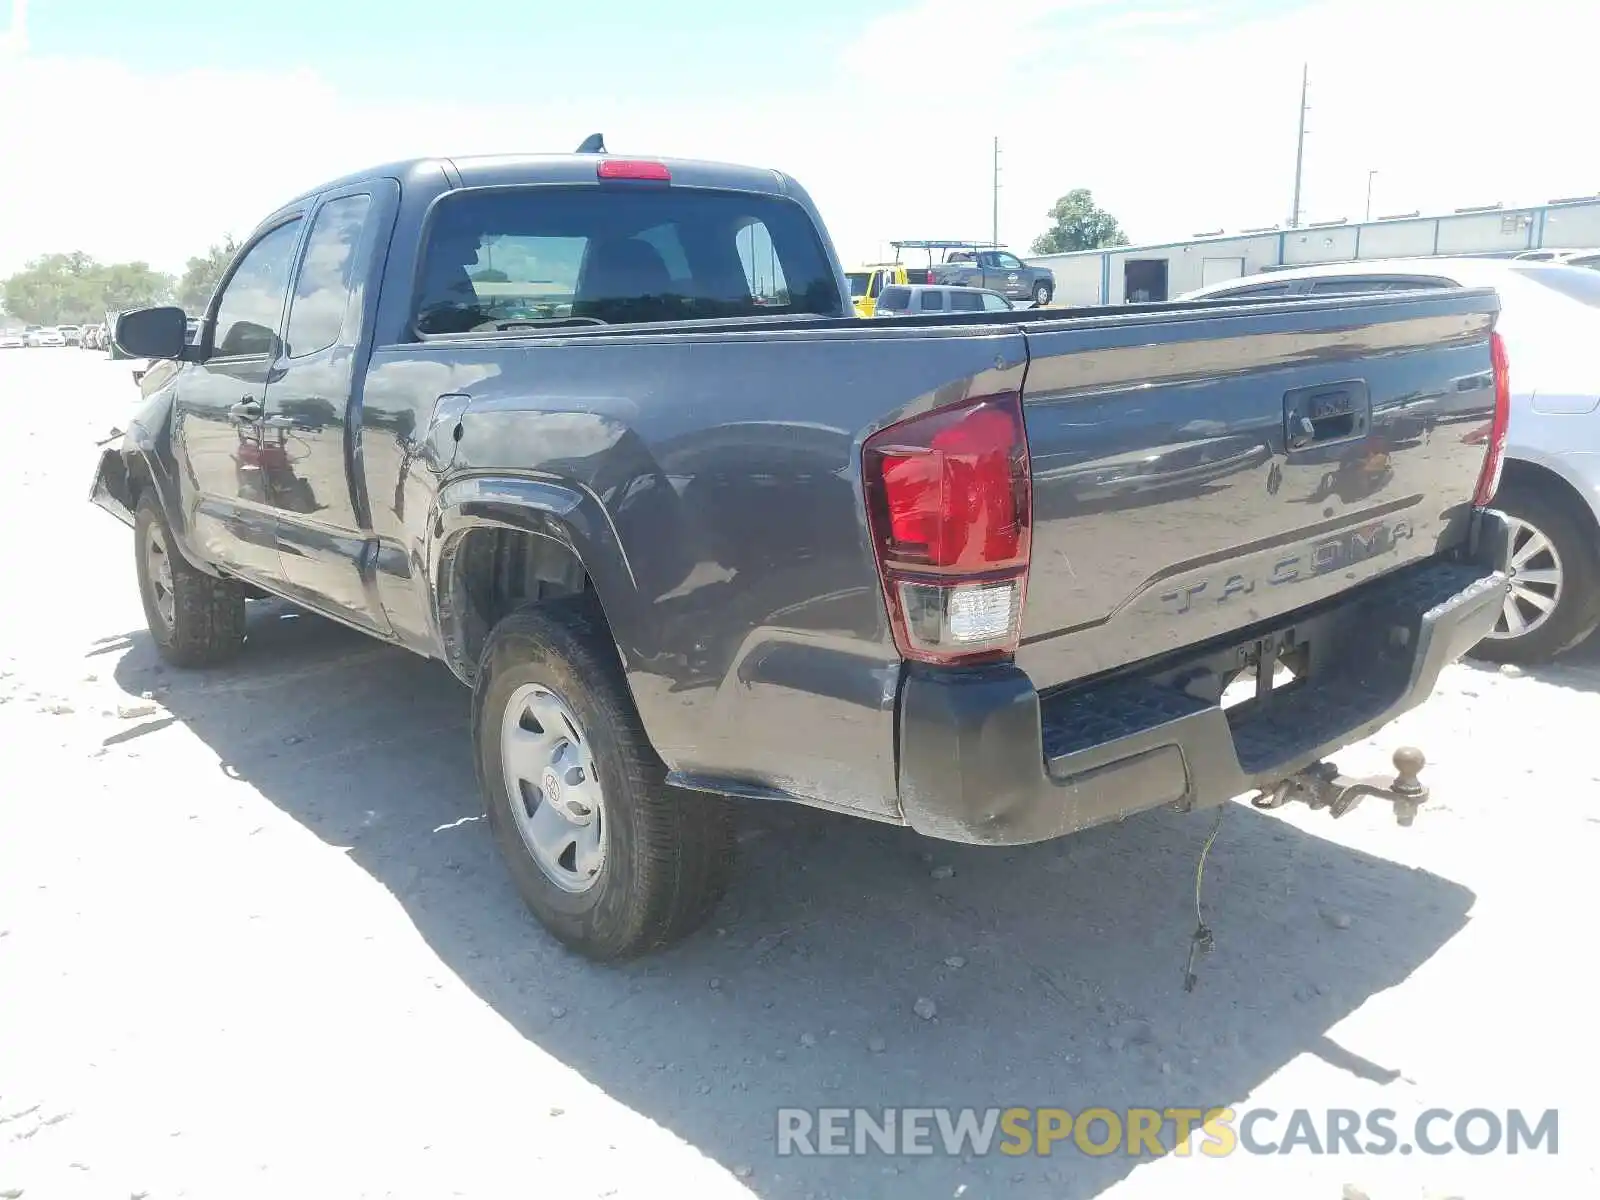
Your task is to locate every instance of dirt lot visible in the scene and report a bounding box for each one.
[2,347,1597,1200]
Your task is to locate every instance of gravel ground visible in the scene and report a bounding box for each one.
[2,349,1597,1200]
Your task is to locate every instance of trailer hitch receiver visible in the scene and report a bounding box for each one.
[1251,747,1428,827]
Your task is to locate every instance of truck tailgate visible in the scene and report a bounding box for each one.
[1014,290,1500,692]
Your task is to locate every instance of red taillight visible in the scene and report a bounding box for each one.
[862,393,1031,664]
[1475,330,1511,506]
[596,159,671,182]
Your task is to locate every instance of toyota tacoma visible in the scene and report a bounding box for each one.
[92,142,1513,960]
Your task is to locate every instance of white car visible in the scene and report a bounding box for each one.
[27,326,66,348]
[0,330,24,349]
[1182,257,1600,664]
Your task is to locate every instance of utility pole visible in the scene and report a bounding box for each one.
[1365,170,1378,222]
[992,136,1001,247]
[1289,64,1309,228]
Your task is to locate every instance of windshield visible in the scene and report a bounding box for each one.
[1511,266,1600,309]
[847,272,869,297]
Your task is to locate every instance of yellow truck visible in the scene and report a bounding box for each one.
[846,263,933,317]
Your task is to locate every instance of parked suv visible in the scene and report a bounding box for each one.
[873,284,1014,316]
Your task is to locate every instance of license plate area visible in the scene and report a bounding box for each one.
[1159,627,1310,712]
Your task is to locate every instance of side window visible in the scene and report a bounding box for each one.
[212,220,302,357]
[920,290,945,311]
[949,290,982,312]
[995,252,1024,269]
[1214,282,1291,298]
[1382,277,1451,291]
[1307,278,1391,294]
[285,194,371,358]
[637,223,693,284]
[736,219,788,303]
[981,292,1011,311]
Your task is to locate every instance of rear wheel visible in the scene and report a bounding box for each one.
[134,494,247,668]
[1470,481,1600,664]
[472,596,735,960]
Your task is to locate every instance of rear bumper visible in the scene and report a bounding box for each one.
[895,510,1512,846]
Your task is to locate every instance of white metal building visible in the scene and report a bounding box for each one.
[1027,195,1600,306]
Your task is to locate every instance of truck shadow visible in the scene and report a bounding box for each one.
[111,601,1476,1200]
[1459,627,1600,695]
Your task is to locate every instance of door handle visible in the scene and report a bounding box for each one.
[228,398,262,421]
[1283,382,1371,451]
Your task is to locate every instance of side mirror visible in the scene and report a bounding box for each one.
[114,306,189,361]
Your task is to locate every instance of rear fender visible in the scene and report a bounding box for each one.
[429,473,648,679]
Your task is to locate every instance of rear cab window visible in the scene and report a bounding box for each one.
[414,185,843,334]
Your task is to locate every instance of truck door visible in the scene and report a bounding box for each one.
[175,216,304,585]
[990,250,1027,298]
[260,181,396,634]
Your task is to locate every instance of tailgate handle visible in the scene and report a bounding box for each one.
[1284,382,1370,451]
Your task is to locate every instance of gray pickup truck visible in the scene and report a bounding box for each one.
[93,143,1513,960]
[932,248,1056,305]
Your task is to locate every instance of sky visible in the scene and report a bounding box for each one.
[0,0,1593,279]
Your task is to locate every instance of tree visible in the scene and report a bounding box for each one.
[101,262,176,313]
[1030,189,1131,255]
[1,253,174,325]
[177,236,239,312]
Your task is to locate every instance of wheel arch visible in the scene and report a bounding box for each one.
[430,475,646,689]
[1498,455,1600,540]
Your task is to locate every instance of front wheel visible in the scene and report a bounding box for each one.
[472,596,735,960]
[134,494,247,667]
[1032,282,1052,307]
[1470,482,1600,665]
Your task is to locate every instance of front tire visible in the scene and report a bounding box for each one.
[1032,282,1052,307]
[1470,481,1600,665]
[134,494,247,667]
[472,596,735,960]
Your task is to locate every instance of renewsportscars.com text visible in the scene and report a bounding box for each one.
[776,1106,1559,1158]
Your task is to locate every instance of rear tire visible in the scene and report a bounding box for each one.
[134,494,247,668]
[472,595,735,960]
[1469,480,1600,665]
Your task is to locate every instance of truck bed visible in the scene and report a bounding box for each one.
[365,286,1501,824]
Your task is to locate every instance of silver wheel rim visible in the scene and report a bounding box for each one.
[1490,516,1563,640]
[499,683,606,893]
[145,524,176,631]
